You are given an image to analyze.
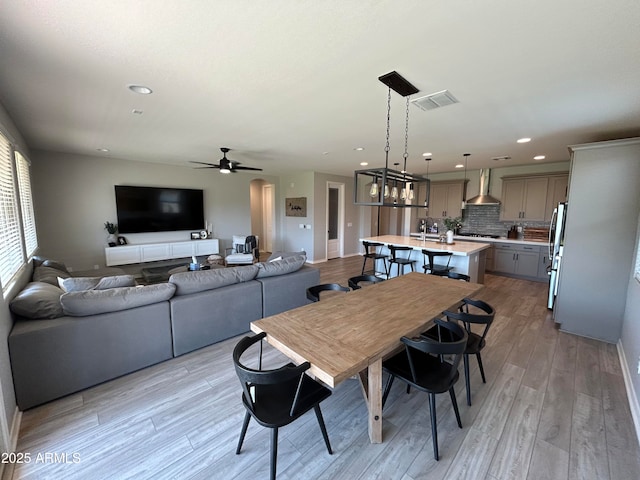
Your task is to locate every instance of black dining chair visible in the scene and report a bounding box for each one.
[361,241,388,276]
[421,250,454,276]
[233,332,333,480]
[387,245,416,278]
[442,271,470,282]
[347,274,385,290]
[382,319,468,461]
[306,283,350,302]
[442,298,496,406]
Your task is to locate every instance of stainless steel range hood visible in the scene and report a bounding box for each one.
[466,169,500,205]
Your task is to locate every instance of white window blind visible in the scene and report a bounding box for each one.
[15,151,38,257]
[0,131,24,288]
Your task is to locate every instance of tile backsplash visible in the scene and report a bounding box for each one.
[429,204,549,237]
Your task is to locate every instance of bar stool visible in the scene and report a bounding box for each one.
[387,245,416,278]
[361,241,388,276]
[421,250,453,276]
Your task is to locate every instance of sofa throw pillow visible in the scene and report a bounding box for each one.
[256,254,306,278]
[60,283,176,316]
[42,259,69,273]
[9,282,64,319]
[169,264,259,296]
[267,251,306,262]
[58,275,137,293]
[33,266,71,286]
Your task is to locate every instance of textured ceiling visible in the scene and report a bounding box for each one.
[1,0,639,177]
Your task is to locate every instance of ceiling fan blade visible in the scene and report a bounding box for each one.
[234,166,263,171]
[189,160,221,168]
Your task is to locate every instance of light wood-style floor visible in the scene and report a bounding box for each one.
[7,256,640,480]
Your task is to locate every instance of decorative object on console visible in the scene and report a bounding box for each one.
[117,236,127,245]
[286,197,307,217]
[104,221,118,246]
[191,232,201,240]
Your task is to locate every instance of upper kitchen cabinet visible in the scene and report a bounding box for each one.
[429,180,466,219]
[544,174,569,221]
[500,175,549,221]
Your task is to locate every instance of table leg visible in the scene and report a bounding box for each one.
[368,358,383,443]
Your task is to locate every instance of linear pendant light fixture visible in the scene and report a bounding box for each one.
[354,71,429,208]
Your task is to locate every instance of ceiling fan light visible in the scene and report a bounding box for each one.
[219,167,231,174]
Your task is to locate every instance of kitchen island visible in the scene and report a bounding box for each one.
[360,235,491,283]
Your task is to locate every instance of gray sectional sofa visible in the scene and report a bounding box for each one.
[8,253,319,410]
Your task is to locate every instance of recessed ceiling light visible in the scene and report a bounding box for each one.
[455,164,464,169]
[517,137,531,143]
[354,147,364,151]
[422,152,432,157]
[360,162,368,166]
[128,85,153,95]
[534,155,546,160]
[96,148,109,152]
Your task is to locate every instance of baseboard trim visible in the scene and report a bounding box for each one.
[618,340,640,448]
[1,407,22,480]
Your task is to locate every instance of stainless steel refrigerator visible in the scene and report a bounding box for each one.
[548,202,567,311]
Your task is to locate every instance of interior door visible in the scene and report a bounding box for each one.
[327,187,339,259]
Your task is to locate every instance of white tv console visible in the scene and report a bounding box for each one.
[105,239,219,266]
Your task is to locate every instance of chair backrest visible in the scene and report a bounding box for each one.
[306,283,350,302]
[389,245,413,260]
[348,274,384,290]
[233,333,312,417]
[232,235,259,258]
[363,241,384,256]
[401,319,467,384]
[443,298,495,342]
[422,249,453,270]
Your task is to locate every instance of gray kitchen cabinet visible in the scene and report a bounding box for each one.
[429,180,464,218]
[537,245,552,280]
[544,174,569,221]
[493,243,540,278]
[500,176,549,221]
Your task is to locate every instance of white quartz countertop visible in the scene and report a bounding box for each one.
[409,233,549,247]
[360,235,491,256]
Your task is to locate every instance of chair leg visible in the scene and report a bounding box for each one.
[428,392,439,461]
[314,405,333,454]
[236,410,251,454]
[463,354,472,406]
[406,384,411,394]
[270,427,278,480]
[449,387,462,428]
[361,256,367,275]
[477,353,486,383]
[382,374,395,408]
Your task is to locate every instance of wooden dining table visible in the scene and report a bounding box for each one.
[250,271,484,443]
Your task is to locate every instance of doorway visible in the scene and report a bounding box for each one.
[326,182,344,260]
[262,184,275,253]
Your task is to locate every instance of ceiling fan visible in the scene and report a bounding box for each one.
[190,147,263,173]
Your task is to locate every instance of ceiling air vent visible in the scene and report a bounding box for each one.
[411,90,459,111]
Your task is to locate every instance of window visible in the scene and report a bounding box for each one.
[0,131,38,291]
[16,152,37,258]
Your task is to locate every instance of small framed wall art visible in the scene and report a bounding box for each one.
[286,197,307,217]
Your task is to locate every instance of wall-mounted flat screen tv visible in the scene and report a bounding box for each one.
[115,185,204,233]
